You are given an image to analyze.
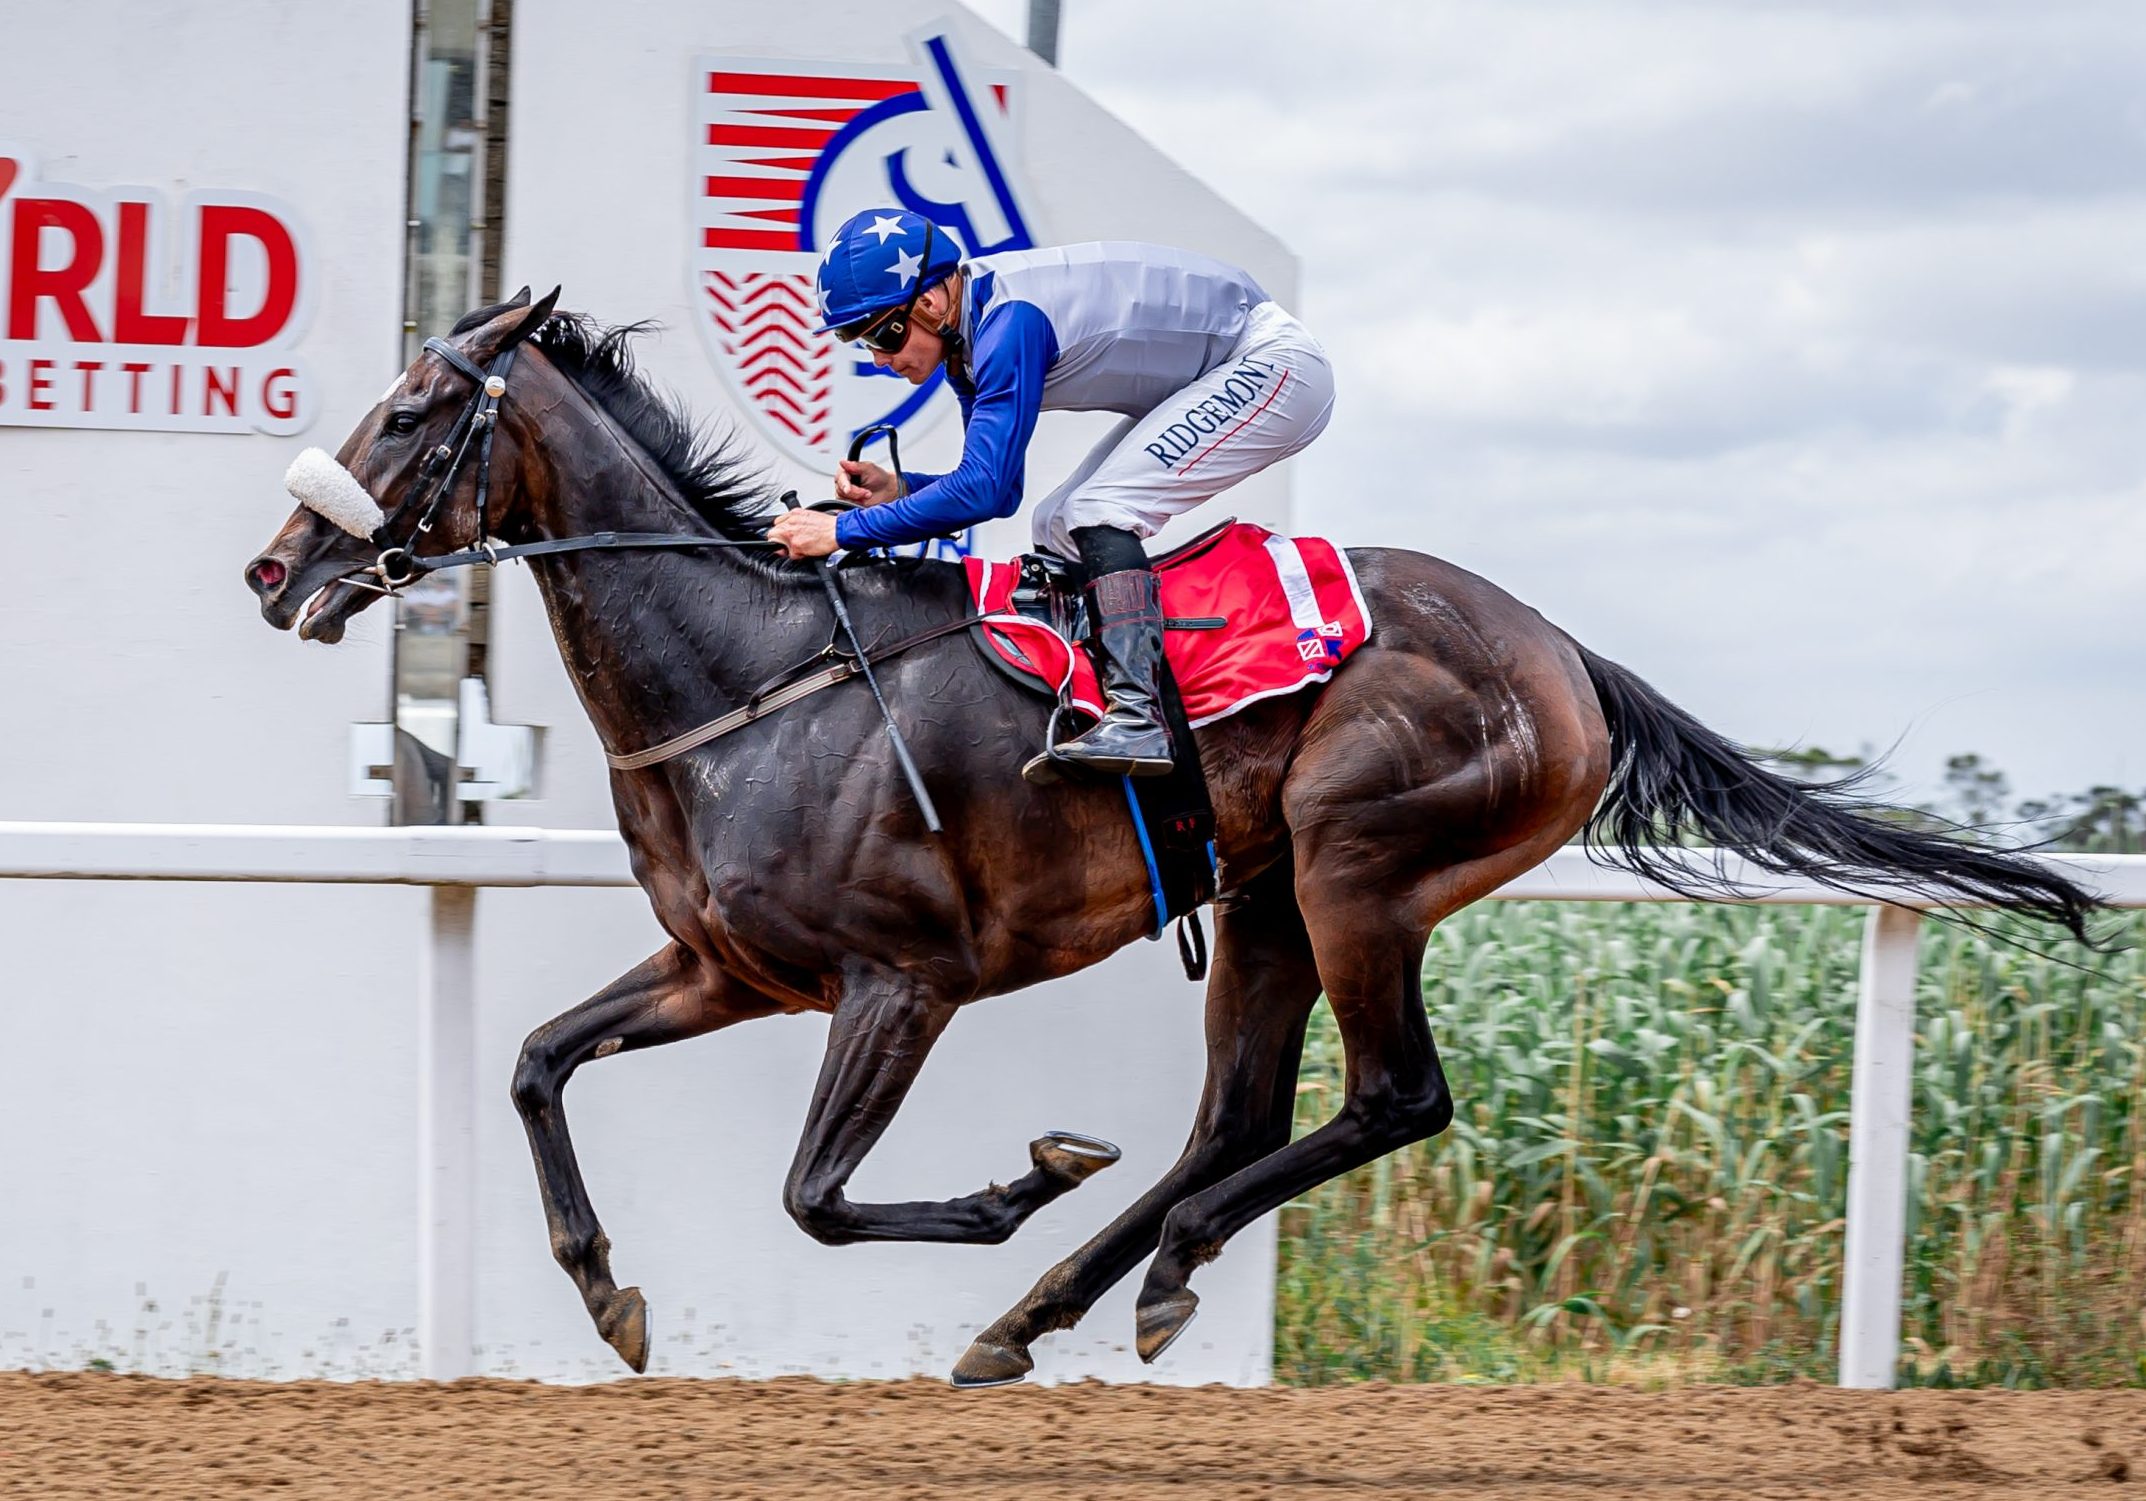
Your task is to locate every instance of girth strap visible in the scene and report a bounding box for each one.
[608,661,858,772]
[604,612,987,772]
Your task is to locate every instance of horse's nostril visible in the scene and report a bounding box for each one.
[248,557,288,596]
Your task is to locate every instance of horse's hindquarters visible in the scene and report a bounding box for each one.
[1281,548,1610,904]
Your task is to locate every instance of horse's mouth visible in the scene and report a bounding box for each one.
[296,579,368,644]
[252,550,376,641]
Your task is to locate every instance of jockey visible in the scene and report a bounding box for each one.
[768,209,1334,783]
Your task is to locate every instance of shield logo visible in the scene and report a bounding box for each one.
[692,28,1037,477]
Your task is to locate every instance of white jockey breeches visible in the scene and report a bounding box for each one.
[1029,300,1335,557]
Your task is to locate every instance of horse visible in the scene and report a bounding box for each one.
[243,289,2100,1387]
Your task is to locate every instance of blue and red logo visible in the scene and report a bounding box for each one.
[691,28,1038,479]
[1296,622,1347,664]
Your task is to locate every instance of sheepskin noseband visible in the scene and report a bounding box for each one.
[284,448,386,540]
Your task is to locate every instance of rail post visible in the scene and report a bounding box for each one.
[1838,902,1922,1388]
[418,883,479,1380]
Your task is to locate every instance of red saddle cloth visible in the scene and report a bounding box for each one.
[963,521,1373,726]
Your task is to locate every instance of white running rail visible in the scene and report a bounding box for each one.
[3,821,2140,1387]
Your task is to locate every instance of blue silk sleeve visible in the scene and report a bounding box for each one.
[834,302,1057,549]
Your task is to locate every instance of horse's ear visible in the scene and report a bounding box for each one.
[506,285,532,308]
[494,286,560,354]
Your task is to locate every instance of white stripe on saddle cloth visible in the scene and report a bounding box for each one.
[1261,533,1327,631]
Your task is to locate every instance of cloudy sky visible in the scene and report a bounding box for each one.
[966,0,2144,814]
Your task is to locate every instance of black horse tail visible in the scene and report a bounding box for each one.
[1574,644,2102,944]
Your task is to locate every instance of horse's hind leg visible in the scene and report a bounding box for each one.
[1130,835,1564,1362]
[780,968,1120,1246]
[950,859,1321,1387]
[1127,895,1444,1362]
[511,943,779,1371]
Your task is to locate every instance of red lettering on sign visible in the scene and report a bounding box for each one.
[203,365,240,417]
[195,205,298,348]
[261,367,298,422]
[0,160,317,433]
[113,202,190,346]
[8,198,104,342]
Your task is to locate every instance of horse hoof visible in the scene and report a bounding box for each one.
[1135,1291,1199,1364]
[949,1340,1035,1389]
[1032,1130,1122,1186]
[599,1286,650,1373]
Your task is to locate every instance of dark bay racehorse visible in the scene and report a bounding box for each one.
[243,291,2100,1386]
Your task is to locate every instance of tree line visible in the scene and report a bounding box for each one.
[1758,747,2139,855]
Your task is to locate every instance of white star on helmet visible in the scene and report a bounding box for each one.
[886,249,923,281]
[864,214,906,244]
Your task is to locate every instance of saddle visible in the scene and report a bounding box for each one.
[982,542,1222,979]
[988,524,1234,646]
[1005,548,1089,645]
[962,518,1374,977]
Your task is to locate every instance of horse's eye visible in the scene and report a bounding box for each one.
[386,410,421,437]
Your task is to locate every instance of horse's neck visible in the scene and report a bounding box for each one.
[514,402,816,758]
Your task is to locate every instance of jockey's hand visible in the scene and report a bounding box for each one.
[835,459,900,506]
[768,508,839,560]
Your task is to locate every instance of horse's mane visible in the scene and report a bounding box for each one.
[451,301,779,544]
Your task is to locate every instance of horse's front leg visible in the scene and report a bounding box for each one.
[510,942,779,1371]
[781,966,1119,1245]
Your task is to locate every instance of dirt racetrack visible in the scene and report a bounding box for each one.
[3,1369,2141,1499]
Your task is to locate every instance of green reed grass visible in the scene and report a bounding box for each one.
[1274,902,2146,1388]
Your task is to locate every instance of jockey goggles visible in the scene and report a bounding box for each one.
[836,222,941,354]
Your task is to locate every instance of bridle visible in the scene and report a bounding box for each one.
[352,336,519,591]
[312,327,948,831]
[338,333,780,601]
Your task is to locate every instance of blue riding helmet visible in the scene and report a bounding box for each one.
[813,208,964,335]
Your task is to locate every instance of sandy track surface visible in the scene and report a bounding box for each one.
[2,1370,2140,1499]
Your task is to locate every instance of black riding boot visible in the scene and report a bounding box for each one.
[1038,523,1175,779]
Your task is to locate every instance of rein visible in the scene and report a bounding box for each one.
[327,336,787,600]
[398,529,780,579]
[331,333,954,823]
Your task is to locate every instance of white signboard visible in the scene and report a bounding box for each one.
[0,147,316,435]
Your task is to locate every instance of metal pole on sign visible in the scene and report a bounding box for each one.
[1027,0,1062,66]
[418,884,478,1380]
[1838,903,1922,1388]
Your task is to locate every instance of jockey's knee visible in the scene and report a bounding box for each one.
[1071,524,1150,577]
